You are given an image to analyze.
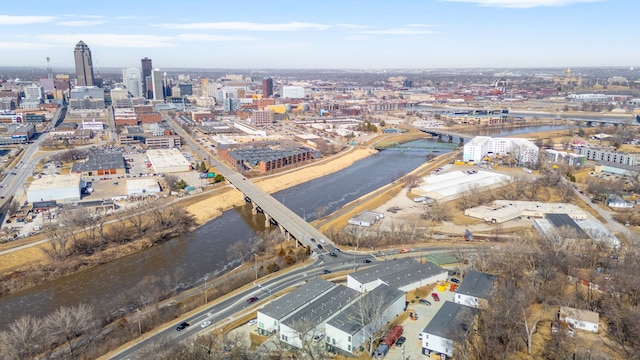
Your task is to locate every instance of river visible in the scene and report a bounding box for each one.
[0,124,569,325]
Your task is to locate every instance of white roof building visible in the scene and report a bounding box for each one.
[27,174,82,203]
[126,178,161,196]
[412,171,512,202]
[146,148,191,174]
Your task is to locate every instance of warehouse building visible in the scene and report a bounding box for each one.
[412,171,512,202]
[71,152,127,176]
[146,148,191,173]
[464,200,587,224]
[27,174,81,203]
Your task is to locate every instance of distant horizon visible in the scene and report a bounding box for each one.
[1,0,638,70]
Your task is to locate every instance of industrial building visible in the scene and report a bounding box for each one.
[412,171,512,202]
[146,148,191,173]
[464,200,586,224]
[218,146,316,174]
[126,178,161,195]
[72,152,127,176]
[347,258,447,293]
[325,284,405,354]
[534,214,620,248]
[27,174,81,203]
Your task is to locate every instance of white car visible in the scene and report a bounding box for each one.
[247,319,257,326]
[319,239,326,244]
[201,320,212,328]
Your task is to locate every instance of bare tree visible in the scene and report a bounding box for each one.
[348,293,389,354]
[45,304,95,358]
[0,315,46,360]
[422,201,451,222]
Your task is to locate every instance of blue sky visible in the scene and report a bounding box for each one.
[0,0,637,70]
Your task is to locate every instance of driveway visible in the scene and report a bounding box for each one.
[385,286,455,359]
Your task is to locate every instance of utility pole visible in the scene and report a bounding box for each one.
[254,253,258,280]
[203,275,208,303]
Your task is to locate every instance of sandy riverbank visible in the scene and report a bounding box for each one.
[184,147,379,224]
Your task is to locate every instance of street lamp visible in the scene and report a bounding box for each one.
[136,309,142,335]
[203,275,208,304]
[300,207,306,220]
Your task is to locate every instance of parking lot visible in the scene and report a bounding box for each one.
[385,287,455,360]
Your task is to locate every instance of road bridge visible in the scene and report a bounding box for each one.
[419,128,476,143]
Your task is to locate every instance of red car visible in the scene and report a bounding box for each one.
[431,292,440,301]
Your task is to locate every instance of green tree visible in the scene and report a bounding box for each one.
[175,179,188,190]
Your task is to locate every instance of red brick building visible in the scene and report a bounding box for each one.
[139,112,162,124]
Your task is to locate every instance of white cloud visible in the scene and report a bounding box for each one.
[336,24,370,29]
[57,20,107,27]
[0,41,55,50]
[35,34,177,48]
[357,27,436,35]
[442,0,602,8]
[62,14,105,19]
[160,21,330,31]
[176,34,257,42]
[0,15,56,25]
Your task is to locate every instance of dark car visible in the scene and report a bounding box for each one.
[246,297,259,304]
[317,244,323,250]
[322,269,332,274]
[395,336,406,347]
[329,252,337,257]
[176,322,191,331]
[310,237,316,243]
[419,299,431,306]
[363,259,372,263]
[450,278,460,284]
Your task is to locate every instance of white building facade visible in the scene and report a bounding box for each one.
[282,86,305,99]
[463,136,539,164]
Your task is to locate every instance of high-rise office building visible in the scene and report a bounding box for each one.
[151,69,165,101]
[262,77,273,98]
[74,40,95,87]
[122,68,143,98]
[141,57,153,99]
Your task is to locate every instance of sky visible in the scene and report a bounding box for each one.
[0,0,637,70]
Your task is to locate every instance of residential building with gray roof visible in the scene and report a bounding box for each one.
[454,270,495,308]
[347,258,447,293]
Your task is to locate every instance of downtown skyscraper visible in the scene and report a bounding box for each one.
[74,40,95,87]
[141,57,153,99]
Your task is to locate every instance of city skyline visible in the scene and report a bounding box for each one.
[0,0,637,70]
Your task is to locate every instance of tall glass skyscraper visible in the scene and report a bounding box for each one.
[141,57,153,99]
[74,41,95,87]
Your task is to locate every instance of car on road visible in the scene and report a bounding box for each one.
[247,319,257,326]
[322,269,332,274]
[329,252,337,257]
[395,336,406,347]
[176,322,191,331]
[310,238,316,243]
[450,278,460,284]
[247,297,259,304]
[400,248,410,254]
[200,320,212,328]
[313,332,325,342]
[319,238,326,244]
[317,244,323,250]
[334,248,341,252]
[431,292,440,301]
[363,259,372,263]
[419,299,431,306]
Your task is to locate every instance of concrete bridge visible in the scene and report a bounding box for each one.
[419,128,476,143]
[207,157,331,249]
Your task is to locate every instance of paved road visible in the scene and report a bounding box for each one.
[108,246,478,359]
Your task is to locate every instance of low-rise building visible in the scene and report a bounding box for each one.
[146,148,191,173]
[454,270,495,308]
[420,301,476,358]
[279,285,359,349]
[325,283,405,354]
[347,258,447,293]
[257,278,335,336]
[27,174,82,203]
[559,306,599,333]
[71,152,127,176]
